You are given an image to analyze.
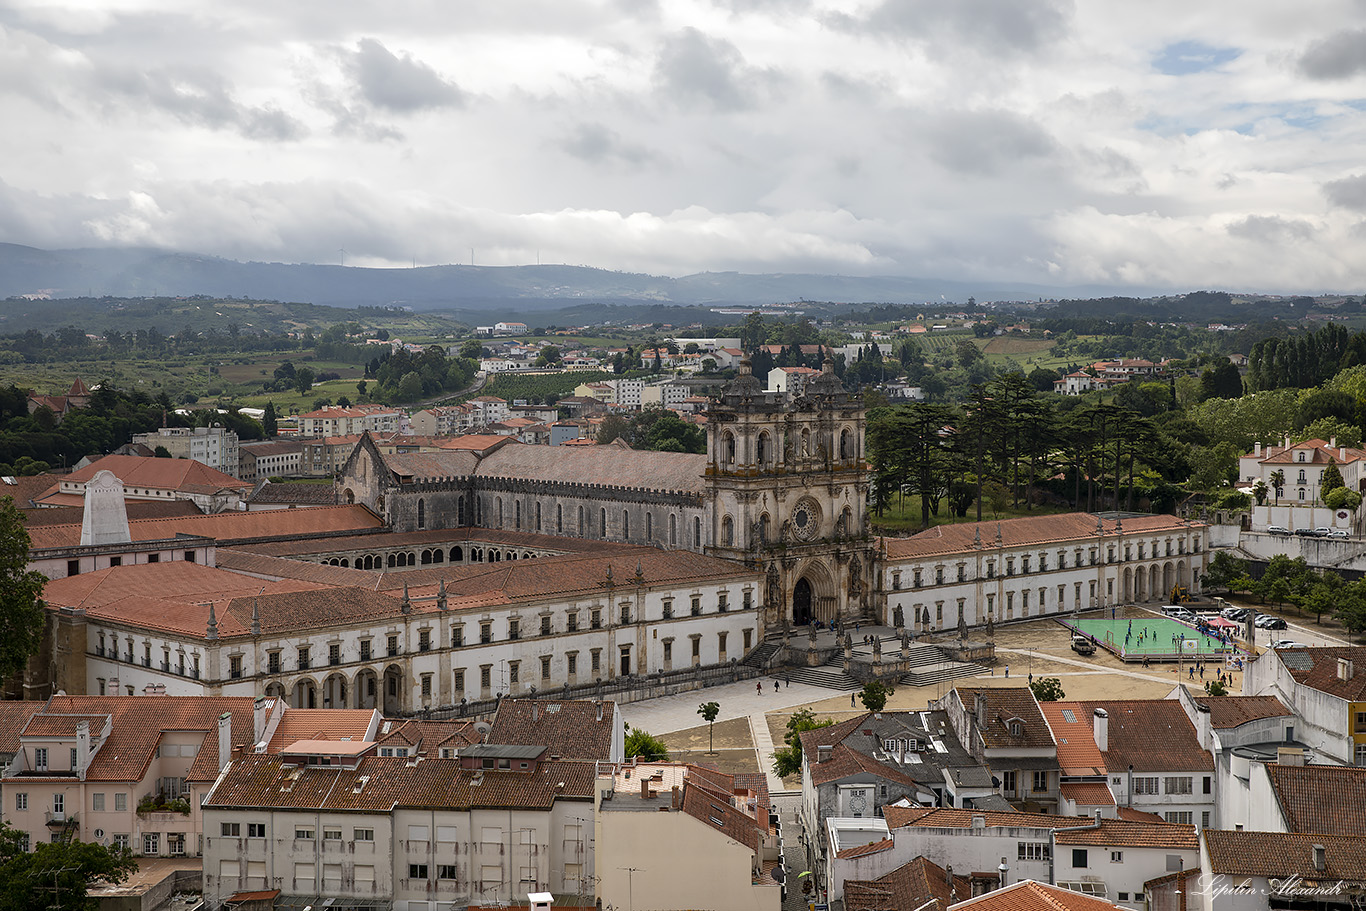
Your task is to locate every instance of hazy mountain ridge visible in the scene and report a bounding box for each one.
[0,243,1166,310]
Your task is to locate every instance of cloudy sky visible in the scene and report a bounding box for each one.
[4,0,1366,292]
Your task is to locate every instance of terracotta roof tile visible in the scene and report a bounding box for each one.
[212,550,378,586]
[42,561,327,611]
[1053,819,1197,849]
[837,837,894,859]
[247,484,336,506]
[1,695,269,783]
[1189,695,1291,728]
[809,744,923,788]
[1265,764,1366,835]
[21,499,202,527]
[57,454,248,493]
[0,702,43,755]
[27,504,384,549]
[206,753,597,811]
[265,709,377,752]
[474,442,707,494]
[846,856,973,911]
[1203,830,1366,880]
[948,880,1126,911]
[957,687,1055,749]
[885,806,1068,831]
[1273,646,1366,700]
[375,719,479,752]
[882,514,1197,561]
[1040,703,1106,775]
[1064,700,1211,772]
[1058,782,1115,806]
[486,699,617,761]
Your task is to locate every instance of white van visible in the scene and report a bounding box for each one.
[1160,605,1196,622]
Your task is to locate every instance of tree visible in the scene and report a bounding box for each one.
[0,500,45,682]
[955,338,983,368]
[293,366,316,395]
[1203,679,1229,697]
[0,821,137,911]
[153,445,172,458]
[1321,458,1345,498]
[459,338,484,360]
[772,707,834,778]
[1202,551,1248,594]
[1029,677,1066,701]
[624,726,669,761]
[1199,359,1243,401]
[859,680,891,712]
[1270,469,1286,505]
[697,701,720,755]
[262,401,278,437]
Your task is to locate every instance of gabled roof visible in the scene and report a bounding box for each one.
[1265,763,1366,835]
[54,454,249,495]
[1066,700,1211,772]
[375,719,479,753]
[0,702,43,756]
[1248,439,1366,465]
[486,699,616,761]
[1040,703,1106,775]
[679,767,770,852]
[1058,782,1115,806]
[1053,818,1196,849]
[957,687,1055,750]
[845,855,973,911]
[948,880,1125,911]
[42,561,328,611]
[3,695,267,783]
[1203,830,1366,880]
[265,709,377,753]
[882,513,1196,560]
[809,744,922,788]
[1273,646,1366,700]
[475,443,706,495]
[27,504,384,549]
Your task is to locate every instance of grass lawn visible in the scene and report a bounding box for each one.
[234,378,371,413]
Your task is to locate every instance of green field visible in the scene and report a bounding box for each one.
[1064,616,1244,661]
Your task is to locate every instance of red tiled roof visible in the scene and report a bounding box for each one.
[1065,700,1210,772]
[475,443,707,494]
[1191,695,1291,728]
[1265,763,1366,835]
[1203,830,1366,880]
[2,695,269,783]
[206,753,597,811]
[1274,646,1366,700]
[21,499,202,527]
[809,743,922,788]
[948,880,1126,911]
[0,702,43,755]
[265,709,377,752]
[882,514,1196,560]
[27,504,384,549]
[42,561,327,611]
[1040,703,1106,775]
[837,837,893,859]
[486,700,617,761]
[956,687,1055,749]
[846,856,973,911]
[1058,782,1115,806]
[1053,819,1196,849]
[56,454,248,494]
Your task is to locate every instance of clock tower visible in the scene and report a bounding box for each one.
[706,357,877,629]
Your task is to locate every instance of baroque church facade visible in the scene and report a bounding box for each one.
[336,359,876,630]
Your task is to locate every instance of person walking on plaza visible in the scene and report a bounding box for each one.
[757,681,762,696]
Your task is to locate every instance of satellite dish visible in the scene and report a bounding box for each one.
[474,721,491,736]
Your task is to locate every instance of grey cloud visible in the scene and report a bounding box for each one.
[1324,175,1366,211]
[710,0,812,13]
[829,0,1072,56]
[1298,29,1366,80]
[1226,215,1316,243]
[923,109,1058,176]
[559,123,659,167]
[102,65,307,141]
[654,27,786,111]
[340,37,465,112]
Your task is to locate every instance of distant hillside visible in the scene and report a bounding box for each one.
[0,243,1156,311]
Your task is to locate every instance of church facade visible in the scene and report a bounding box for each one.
[335,359,876,629]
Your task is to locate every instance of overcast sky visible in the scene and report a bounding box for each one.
[4,1,1366,292]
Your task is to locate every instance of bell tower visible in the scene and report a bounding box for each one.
[706,357,875,630]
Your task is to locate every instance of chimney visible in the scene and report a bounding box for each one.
[971,815,986,829]
[1255,442,1262,457]
[596,701,604,722]
[76,721,91,779]
[1331,437,1337,449]
[1338,658,1355,681]
[672,785,681,809]
[641,778,650,800]
[1277,747,1305,766]
[1313,844,1326,872]
[532,704,540,723]
[253,696,269,744]
[218,712,233,772]
[946,864,954,885]
[975,692,988,729]
[1093,708,1109,753]
[1343,447,1349,461]
[108,676,119,696]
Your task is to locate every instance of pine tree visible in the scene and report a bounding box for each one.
[262,401,278,438]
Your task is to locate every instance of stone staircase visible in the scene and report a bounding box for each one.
[898,642,984,687]
[781,662,862,691]
[742,640,783,671]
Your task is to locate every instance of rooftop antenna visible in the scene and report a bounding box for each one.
[339,248,346,267]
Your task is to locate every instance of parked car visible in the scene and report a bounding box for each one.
[1329,530,1351,539]
[1267,525,1291,536]
[1314,527,1333,537]
[1295,527,1319,537]
[1071,635,1096,656]
[1255,615,1288,630]
[1222,607,1251,621]
[1271,639,1307,649]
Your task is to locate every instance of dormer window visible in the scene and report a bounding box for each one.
[1299,452,1306,462]
[1010,721,1024,737]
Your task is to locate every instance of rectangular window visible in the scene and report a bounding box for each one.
[1110,851,1123,863]
[1204,776,1212,794]
[1033,770,1048,792]
[33,748,47,771]
[454,669,465,693]
[540,615,551,636]
[15,793,27,811]
[1072,849,1088,868]
[268,651,281,674]
[144,833,159,855]
[591,649,601,672]
[354,828,374,841]
[1018,841,1050,861]
[717,592,728,613]
[690,596,701,616]
[248,824,266,838]
[408,864,428,880]
[295,827,315,840]
[112,834,128,851]
[568,612,579,631]
[451,625,463,647]
[591,608,602,629]
[360,639,372,661]
[1001,771,1016,795]
[1202,811,1211,829]
[481,666,492,690]
[229,655,243,679]
[509,661,520,684]
[92,793,105,812]
[323,828,342,841]
[67,559,79,577]
[620,604,631,624]
[1133,777,1160,795]
[421,674,432,699]
[509,619,520,640]
[329,643,341,664]
[388,634,399,656]
[297,646,310,670]
[114,793,127,812]
[541,655,551,680]
[221,822,241,837]
[1164,776,1192,795]
[480,622,493,644]
[1164,812,1194,825]
[438,865,458,880]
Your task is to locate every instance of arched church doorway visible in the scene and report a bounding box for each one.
[793,577,813,625]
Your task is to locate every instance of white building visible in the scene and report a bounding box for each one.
[1241,645,1366,766]
[297,406,402,438]
[132,426,240,473]
[883,514,1209,633]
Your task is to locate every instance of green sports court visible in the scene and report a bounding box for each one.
[1060,615,1247,662]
